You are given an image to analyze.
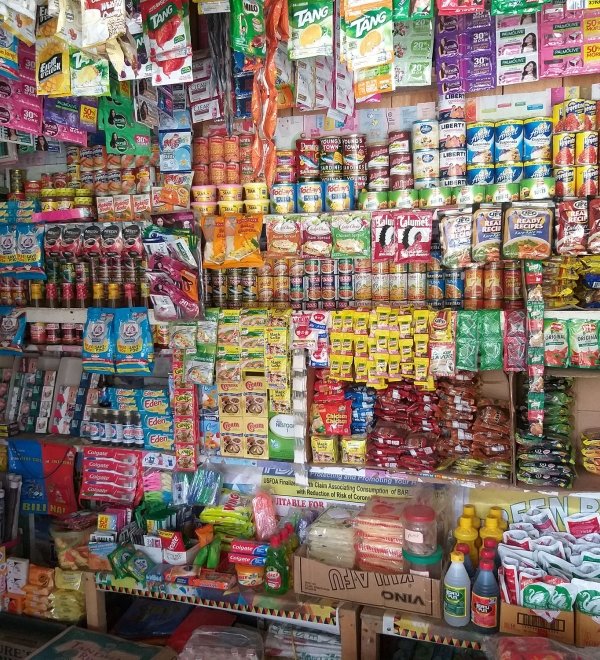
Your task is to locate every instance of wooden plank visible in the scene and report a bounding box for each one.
[84,573,107,633]
[360,606,383,660]
[338,603,362,660]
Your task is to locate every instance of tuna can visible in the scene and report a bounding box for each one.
[276,149,297,168]
[466,121,495,164]
[347,173,368,200]
[413,149,440,179]
[358,190,388,210]
[444,269,464,304]
[454,184,485,206]
[438,92,466,121]
[439,148,466,179]
[389,269,408,302]
[414,178,440,190]
[323,179,354,211]
[494,162,523,184]
[372,274,390,302]
[576,165,599,196]
[439,120,466,150]
[467,165,494,186]
[388,130,411,154]
[575,131,599,165]
[367,167,390,191]
[337,258,354,274]
[388,189,419,209]
[319,136,343,178]
[483,263,503,300]
[270,183,297,214]
[242,268,258,302]
[367,142,390,168]
[341,134,367,173]
[426,270,445,302]
[523,117,552,161]
[412,120,439,150]
[390,173,415,190]
[494,120,524,163]
[503,261,523,301]
[553,132,576,166]
[297,138,320,178]
[297,181,323,212]
[338,273,354,300]
[389,151,413,176]
[523,160,552,179]
[555,166,576,197]
[273,275,290,302]
[464,264,483,300]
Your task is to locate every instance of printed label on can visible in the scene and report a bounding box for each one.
[466,122,494,164]
[297,182,323,212]
[494,162,523,184]
[523,117,552,161]
[412,120,439,150]
[439,120,466,150]
[413,149,440,178]
[324,179,354,211]
[270,183,297,214]
[439,148,466,178]
[494,120,523,163]
[467,165,494,186]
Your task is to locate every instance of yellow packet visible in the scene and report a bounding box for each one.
[375,329,388,352]
[339,356,354,381]
[414,333,429,358]
[331,312,343,332]
[387,308,399,330]
[368,309,377,329]
[341,310,355,333]
[341,333,354,356]
[353,311,370,334]
[413,309,430,335]
[414,357,430,382]
[375,354,388,376]
[329,355,342,379]
[355,356,368,381]
[399,314,412,338]
[330,332,343,354]
[355,335,368,357]
[202,216,226,268]
[376,305,390,329]
[354,64,394,101]
[36,6,58,38]
[36,37,71,96]
[401,361,414,379]
[368,336,379,357]
[367,360,386,389]
[387,331,399,354]
[400,339,413,363]
[388,355,401,380]
[224,215,264,268]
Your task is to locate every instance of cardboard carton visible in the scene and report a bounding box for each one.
[293,546,442,618]
[500,603,575,645]
[575,611,600,648]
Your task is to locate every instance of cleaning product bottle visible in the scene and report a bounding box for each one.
[444,551,471,628]
[454,516,479,567]
[455,543,475,580]
[487,506,508,531]
[479,516,504,553]
[281,526,294,588]
[461,504,482,549]
[264,534,289,595]
[471,559,500,634]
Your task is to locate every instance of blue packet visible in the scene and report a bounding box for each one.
[15,224,45,279]
[82,309,115,373]
[0,307,26,355]
[114,308,154,376]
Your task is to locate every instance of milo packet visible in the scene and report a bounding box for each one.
[230,0,267,58]
[288,0,334,59]
[343,0,393,72]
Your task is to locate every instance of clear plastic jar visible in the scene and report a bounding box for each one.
[402,546,443,579]
[402,504,437,555]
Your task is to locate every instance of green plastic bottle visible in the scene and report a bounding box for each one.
[265,534,289,595]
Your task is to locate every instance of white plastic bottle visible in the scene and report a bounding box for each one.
[443,550,471,627]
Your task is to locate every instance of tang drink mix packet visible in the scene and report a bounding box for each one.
[289,0,333,59]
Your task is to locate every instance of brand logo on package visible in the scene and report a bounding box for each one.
[39,54,62,82]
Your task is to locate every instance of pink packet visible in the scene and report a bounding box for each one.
[565,512,600,538]
[395,210,433,263]
[43,121,88,146]
[0,96,41,134]
[371,211,398,262]
[523,507,559,534]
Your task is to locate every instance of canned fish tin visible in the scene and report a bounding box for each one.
[341,134,367,172]
[444,269,464,302]
[270,183,297,213]
[388,130,411,154]
[367,143,390,168]
[466,122,495,164]
[555,166,576,197]
[485,183,520,203]
[467,165,494,186]
[495,162,523,184]
[290,278,304,303]
[297,181,323,212]
[413,149,440,179]
[358,190,388,210]
[323,179,354,211]
[454,185,485,205]
[438,92,466,121]
[426,270,445,301]
[388,189,419,209]
[494,120,523,163]
[523,160,552,179]
[553,132,576,166]
[389,152,412,176]
[523,117,552,160]
[368,167,390,191]
[419,186,453,208]
[576,165,599,196]
[440,148,466,179]
[439,120,466,150]
[347,173,368,199]
[297,138,320,178]
[319,136,343,178]
[412,120,439,150]
[575,131,599,165]
[519,177,555,200]
[414,178,440,190]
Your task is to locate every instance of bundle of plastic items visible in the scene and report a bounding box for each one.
[542,256,580,309]
[179,626,263,660]
[265,623,341,660]
[578,256,600,308]
[346,385,376,435]
[581,427,600,474]
[486,636,595,660]
[199,490,255,539]
[307,507,356,569]
[49,568,86,623]
[517,376,575,489]
[436,374,479,462]
[353,497,405,572]
[498,507,600,615]
[367,382,440,471]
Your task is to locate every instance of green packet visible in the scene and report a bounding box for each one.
[288,0,333,60]
[331,212,371,258]
[108,544,135,579]
[231,0,266,58]
[491,0,546,14]
[477,309,503,370]
[455,310,479,372]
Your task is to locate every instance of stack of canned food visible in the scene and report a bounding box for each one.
[192,133,254,186]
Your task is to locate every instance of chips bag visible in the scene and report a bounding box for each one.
[569,318,600,368]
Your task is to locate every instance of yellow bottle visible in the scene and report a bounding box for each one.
[454,516,479,567]
[479,516,504,556]
[487,507,508,531]
[459,504,482,549]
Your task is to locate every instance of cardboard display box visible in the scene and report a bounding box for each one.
[293,546,442,618]
[500,603,575,646]
[576,611,600,648]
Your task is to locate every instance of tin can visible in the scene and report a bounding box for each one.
[227,268,243,298]
[224,135,240,162]
[557,98,587,132]
[372,261,389,276]
[323,179,354,211]
[273,275,290,302]
[225,162,240,184]
[193,137,209,164]
[320,259,335,275]
[239,133,253,161]
[585,100,597,131]
[419,186,453,209]
[523,117,552,160]
[65,145,80,166]
[388,130,411,154]
[367,143,389,168]
[464,264,483,300]
[337,274,354,300]
[439,148,466,179]
[494,162,523,184]
[272,259,289,277]
[439,120,466,150]
[319,136,343,178]
[337,259,354,274]
[467,165,494,186]
[455,185,485,206]
[241,268,258,301]
[353,272,371,301]
[438,92,466,121]
[24,180,41,200]
[321,274,336,300]
[413,149,440,179]
[258,276,274,302]
[389,269,408,302]
[523,160,552,179]
[275,168,297,184]
[367,167,389,191]
[414,178,440,190]
[390,173,415,190]
[304,259,320,276]
[358,190,388,210]
[290,276,305,302]
[426,270,445,301]
[372,274,389,302]
[270,183,297,214]
[297,181,323,212]
[289,259,305,277]
[347,173,368,200]
[240,162,255,185]
[276,150,297,168]
[193,165,209,186]
[412,120,439,150]
[209,161,226,185]
[92,145,106,169]
[341,134,367,173]
[408,266,427,302]
[444,269,464,304]
[503,261,522,301]
[354,258,372,273]
[209,135,225,162]
[297,138,320,178]
[483,263,503,300]
[466,122,495,164]
[494,120,523,163]
[441,177,466,188]
[389,151,413,176]
[52,172,68,189]
[576,165,599,196]
[553,132,576,166]
[575,131,599,165]
[485,183,519,204]
[389,189,419,209]
[555,166,576,197]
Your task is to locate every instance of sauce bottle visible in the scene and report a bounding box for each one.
[455,542,475,579]
[487,506,508,531]
[454,516,479,567]
[479,516,503,552]
[471,559,500,634]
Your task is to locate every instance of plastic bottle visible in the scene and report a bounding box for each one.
[455,543,475,580]
[471,559,500,634]
[444,551,471,628]
[487,506,508,531]
[479,516,503,552]
[483,537,500,572]
[454,516,479,567]
[473,548,497,582]
[264,534,289,595]
[460,504,482,550]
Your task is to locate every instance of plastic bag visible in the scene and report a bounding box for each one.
[485,636,595,659]
[114,308,154,376]
[82,309,115,373]
[0,307,26,355]
[180,627,264,660]
[252,489,278,541]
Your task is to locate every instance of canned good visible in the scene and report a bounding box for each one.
[224,135,240,162]
[556,98,588,132]
[352,272,370,301]
[575,131,598,165]
[466,122,495,164]
[485,183,519,203]
[585,100,597,131]
[439,120,466,150]
[389,270,408,302]
[290,276,305,302]
[413,149,440,179]
[444,269,464,302]
[257,276,274,302]
[225,162,240,184]
[494,162,523,184]
[337,274,354,300]
[367,143,390,168]
[554,166,576,197]
[372,274,390,302]
[388,189,419,209]
[323,179,354,211]
[418,187,453,208]
[297,181,323,212]
[439,148,466,179]
[320,275,336,301]
[354,259,372,273]
[319,136,343,177]
[320,259,335,275]
[576,165,599,196]
[523,117,552,161]
[503,261,522,300]
[438,92,466,121]
[193,165,209,186]
[553,132,576,166]
[276,150,297,168]
[209,161,226,185]
[494,120,523,163]
[426,270,445,301]
[337,259,354,274]
[347,173,368,200]
[389,151,412,176]
[239,133,253,160]
[297,138,320,178]
[270,183,297,213]
[441,177,466,188]
[289,259,305,277]
[388,130,411,154]
[523,160,552,179]
[193,137,209,164]
[519,177,555,200]
[209,135,225,162]
[412,120,439,150]
[341,134,367,173]
[407,270,427,302]
[304,259,320,276]
[467,165,494,186]
[358,190,388,210]
[273,275,290,302]
[414,178,440,190]
[390,173,415,190]
[483,263,503,299]
[464,264,483,299]
[367,167,390,190]
[455,184,485,205]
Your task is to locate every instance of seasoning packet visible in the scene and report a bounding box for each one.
[544,318,569,368]
[472,204,502,264]
[82,309,115,373]
[478,309,503,370]
[331,212,370,258]
[288,0,334,59]
[440,209,472,267]
[502,202,553,260]
[371,211,398,261]
[504,309,527,372]
[114,308,154,376]
[396,210,433,262]
[266,215,301,257]
[568,318,600,368]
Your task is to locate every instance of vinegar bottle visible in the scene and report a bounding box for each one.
[444,551,471,628]
[471,559,500,634]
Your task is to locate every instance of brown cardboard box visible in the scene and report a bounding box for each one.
[576,611,600,648]
[500,603,575,645]
[294,546,442,618]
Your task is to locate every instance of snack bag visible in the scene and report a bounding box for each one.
[114,308,154,376]
[82,309,115,373]
[288,0,334,59]
[569,318,600,368]
[36,37,70,96]
[81,0,126,48]
[544,317,568,368]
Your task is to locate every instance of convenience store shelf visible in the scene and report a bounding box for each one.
[22,307,160,325]
[94,572,340,633]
